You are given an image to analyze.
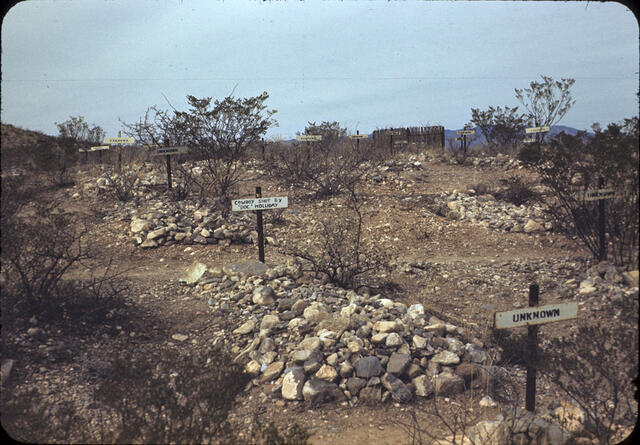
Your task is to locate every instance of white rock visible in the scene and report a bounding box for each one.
[233,320,255,335]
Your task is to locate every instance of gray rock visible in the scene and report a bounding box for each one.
[146,227,167,240]
[130,219,151,233]
[385,332,403,347]
[302,378,345,404]
[433,372,465,396]
[281,367,306,400]
[381,373,412,403]
[468,420,510,445]
[179,261,208,286]
[354,356,383,378]
[233,319,255,335]
[260,361,284,382]
[223,259,267,277]
[346,377,367,395]
[140,239,158,248]
[412,375,433,397]
[253,286,275,305]
[432,350,460,365]
[260,314,280,331]
[315,364,338,382]
[359,386,381,402]
[386,352,411,375]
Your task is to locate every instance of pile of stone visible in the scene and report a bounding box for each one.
[464,402,593,445]
[469,153,522,170]
[432,191,552,233]
[365,158,425,183]
[130,205,259,248]
[574,261,639,300]
[181,259,492,406]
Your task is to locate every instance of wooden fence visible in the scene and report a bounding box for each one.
[372,126,445,149]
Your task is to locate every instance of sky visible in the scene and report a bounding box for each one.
[1,0,638,140]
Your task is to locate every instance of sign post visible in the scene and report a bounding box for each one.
[90,145,110,163]
[494,285,578,412]
[349,131,368,150]
[231,191,289,262]
[574,179,621,261]
[151,146,189,189]
[296,135,322,142]
[104,134,135,172]
[456,129,475,155]
[525,125,550,144]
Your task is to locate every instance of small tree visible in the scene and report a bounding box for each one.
[519,118,638,267]
[470,106,527,153]
[177,92,277,209]
[515,76,575,141]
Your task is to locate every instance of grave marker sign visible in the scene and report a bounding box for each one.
[232,188,288,262]
[151,146,190,189]
[493,284,578,412]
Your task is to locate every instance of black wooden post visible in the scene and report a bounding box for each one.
[390,128,394,154]
[261,137,265,159]
[117,131,122,173]
[598,176,606,261]
[166,155,172,190]
[256,186,265,263]
[526,283,540,412]
[356,130,360,150]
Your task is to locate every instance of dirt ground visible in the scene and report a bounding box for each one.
[2,148,637,444]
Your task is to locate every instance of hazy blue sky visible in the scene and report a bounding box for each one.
[1,0,638,139]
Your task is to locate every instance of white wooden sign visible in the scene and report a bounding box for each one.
[104,137,135,144]
[523,138,537,143]
[456,130,475,135]
[385,130,402,136]
[494,302,578,329]
[296,135,322,142]
[578,188,619,201]
[525,126,550,134]
[232,196,288,212]
[152,146,189,156]
[90,145,110,151]
[348,134,368,139]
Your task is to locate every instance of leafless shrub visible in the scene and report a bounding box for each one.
[519,118,638,267]
[1,190,129,331]
[539,296,638,444]
[103,165,144,202]
[284,186,390,290]
[92,347,250,444]
[263,122,373,200]
[1,387,84,443]
[494,175,540,206]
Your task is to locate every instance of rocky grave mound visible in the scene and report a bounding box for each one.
[180,259,492,406]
